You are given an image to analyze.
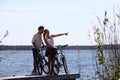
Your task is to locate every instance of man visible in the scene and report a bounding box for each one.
[31,26,44,75]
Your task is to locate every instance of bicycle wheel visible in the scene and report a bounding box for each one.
[42,57,49,74]
[52,57,60,75]
[36,55,42,75]
[62,55,69,74]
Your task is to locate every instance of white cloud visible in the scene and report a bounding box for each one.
[0,5,83,12]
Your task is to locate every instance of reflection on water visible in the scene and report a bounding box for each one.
[0,50,96,79]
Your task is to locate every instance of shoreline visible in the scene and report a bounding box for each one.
[0,45,119,50]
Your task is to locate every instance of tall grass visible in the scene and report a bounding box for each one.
[92,10,120,80]
[0,30,8,62]
[0,30,8,44]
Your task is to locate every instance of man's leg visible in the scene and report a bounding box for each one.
[32,48,37,74]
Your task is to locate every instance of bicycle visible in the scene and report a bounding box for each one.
[35,47,48,75]
[52,45,69,75]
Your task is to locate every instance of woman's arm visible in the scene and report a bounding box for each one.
[51,32,68,38]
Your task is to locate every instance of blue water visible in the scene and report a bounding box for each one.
[0,50,96,79]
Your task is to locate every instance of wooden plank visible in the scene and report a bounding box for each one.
[0,73,80,80]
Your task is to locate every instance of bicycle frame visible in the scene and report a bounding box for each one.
[57,46,65,65]
[52,45,69,75]
[36,47,48,75]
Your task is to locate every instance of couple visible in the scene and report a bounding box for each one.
[31,26,68,75]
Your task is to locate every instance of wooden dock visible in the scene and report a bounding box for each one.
[0,73,80,80]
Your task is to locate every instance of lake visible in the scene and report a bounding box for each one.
[0,49,97,79]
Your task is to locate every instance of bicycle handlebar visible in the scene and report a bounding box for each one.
[61,44,68,47]
[57,44,68,49]
[41,44,68,49]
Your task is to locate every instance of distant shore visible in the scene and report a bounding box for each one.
[0,45,119,50]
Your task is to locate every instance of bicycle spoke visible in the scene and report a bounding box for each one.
[42,58,49,74]
[62,56,69,74]
[36,60,42,75]
[53,58,59,75]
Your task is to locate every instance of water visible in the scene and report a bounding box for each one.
[0,50,96,79]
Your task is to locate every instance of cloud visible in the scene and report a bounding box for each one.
[0,5,83,12]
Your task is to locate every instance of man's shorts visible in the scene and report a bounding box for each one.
[32,48,38,60]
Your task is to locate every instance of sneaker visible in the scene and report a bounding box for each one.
[47,71,54,75]
[31,72,38,75]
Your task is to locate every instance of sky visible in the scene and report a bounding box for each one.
[0,0,120,46]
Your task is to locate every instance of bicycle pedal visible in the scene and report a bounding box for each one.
[58,64,62,67]
[45,62,48,65]
[41,64,44,68]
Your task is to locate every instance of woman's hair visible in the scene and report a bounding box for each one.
[43,29,49,37]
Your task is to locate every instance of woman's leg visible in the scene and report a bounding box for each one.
[48,55,52,74]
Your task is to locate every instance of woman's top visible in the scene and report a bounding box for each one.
[45,35,57,56]
[45,36,55,48]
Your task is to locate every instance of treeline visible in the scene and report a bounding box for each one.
[0,45,32,50]
[0,45,119,50]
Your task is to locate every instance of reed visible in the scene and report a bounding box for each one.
[0,30,8,62]
[92,10,120,80]
[0,30,8,44]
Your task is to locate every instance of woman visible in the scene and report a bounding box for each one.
[43,29,68,74]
